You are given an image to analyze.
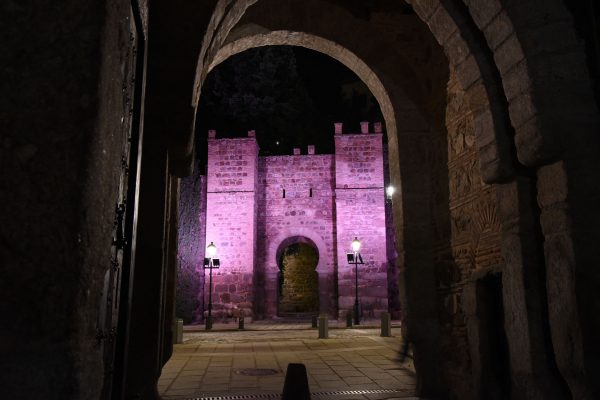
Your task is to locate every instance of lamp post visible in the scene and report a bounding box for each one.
[347,237,364,325]
[203,242,220,330]
[386,185,395,201]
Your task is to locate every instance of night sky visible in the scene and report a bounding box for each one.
[195,46,384,169]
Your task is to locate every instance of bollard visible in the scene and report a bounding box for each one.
[346,311,353,328]
[238,316,244,330]
[318,315,328,339]
[174,318,183,344]
[282,363,311,400]
[311,315,318,329]
[380,312,391,337]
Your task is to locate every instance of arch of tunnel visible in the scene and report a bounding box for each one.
[3,1,600,400]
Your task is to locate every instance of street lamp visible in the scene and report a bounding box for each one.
[203,241,220,330]
[347,237,364,325]
[386,185,395,201]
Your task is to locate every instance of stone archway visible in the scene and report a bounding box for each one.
[120,1,600,398]
[275,237,320,317]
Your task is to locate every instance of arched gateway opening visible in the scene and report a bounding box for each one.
[276,237,320,317]
[88,0,597,398]
[6,0,600,399]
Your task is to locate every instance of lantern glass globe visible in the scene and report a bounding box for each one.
[386,186,395,198]
[351,237,361,253]
[206,242,217,258]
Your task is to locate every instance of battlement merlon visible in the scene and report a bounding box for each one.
[206,130,259,193]
[333,121,384,135]
[334,122,384,190]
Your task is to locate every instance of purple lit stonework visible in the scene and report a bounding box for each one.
[181,122,398,322]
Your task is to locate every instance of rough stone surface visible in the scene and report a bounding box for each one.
[255,152,337,318]
[176,167,206,323]
[193,125,392,320]
[0,0,147,398]
[431,71,503,399]
[205,137,259,319]
[5,0,600,398]
[334,132,389,318]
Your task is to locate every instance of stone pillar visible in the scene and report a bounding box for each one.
[123,127,169,400]
[161,177,180,367]
[205,135,259,320]
[494,177,569,399]
[334,123,388,319]
[177,169,206,323]
[392,122,446,397]
[538,161,600,398]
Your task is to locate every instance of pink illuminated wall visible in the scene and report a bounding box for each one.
[205,132,259,318]
[203,123,390,320]
[334,122,388,318]
[255,153,337,318]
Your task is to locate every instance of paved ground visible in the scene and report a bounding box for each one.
[158,321,416,400]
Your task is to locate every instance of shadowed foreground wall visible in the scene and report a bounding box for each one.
[176,167,207,323]
[0,0,148,398]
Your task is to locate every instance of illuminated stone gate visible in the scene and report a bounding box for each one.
[200,122,394,320]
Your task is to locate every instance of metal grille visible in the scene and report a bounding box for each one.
[181,388,414,400]
[234,368,281,376]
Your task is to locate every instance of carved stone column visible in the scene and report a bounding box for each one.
[537,161,600,398]
[495,177,569,400]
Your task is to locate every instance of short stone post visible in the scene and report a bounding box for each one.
[311,315,318,329]
[380,312,391,337]
[282,363,311,400]
[346,311,353,328]
[174,318,183,344]
[318,314,328,339]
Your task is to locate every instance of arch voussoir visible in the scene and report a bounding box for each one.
[408,0,515,183]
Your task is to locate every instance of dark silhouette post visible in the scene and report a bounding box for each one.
[282,363,311,400]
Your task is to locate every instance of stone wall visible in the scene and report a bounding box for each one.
[256,150,337,317]
[0,0,148,398]
[176,167,206,323]
[432,72,504,398]
[383,148,401,319]
[197,124,391,320]
[205,134,259,319]
[334,123,388,318]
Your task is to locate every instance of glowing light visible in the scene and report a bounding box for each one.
[386,185,395,199]
[206,241,217,258]
[351,237,361,253]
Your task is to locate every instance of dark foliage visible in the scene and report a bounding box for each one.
[195,46,383,166]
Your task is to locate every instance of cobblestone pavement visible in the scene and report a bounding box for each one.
[158,321,416,400]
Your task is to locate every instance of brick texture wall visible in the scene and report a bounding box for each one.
[205,136,259,318]
[334,126,388,318]
[176,168,206,323]
[431,72,503,396]
[256,152,337,318]
[197,124,392,321]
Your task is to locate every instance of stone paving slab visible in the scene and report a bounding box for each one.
[159,323,415,399]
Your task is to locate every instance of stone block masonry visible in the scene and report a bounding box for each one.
[205,136,259,319]
[256,153,337,318]
[334,125,388,318]
[198,123,394,320]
